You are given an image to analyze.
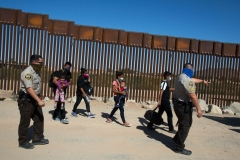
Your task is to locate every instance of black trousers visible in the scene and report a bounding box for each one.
[148,101,174,130]
[72,92,90,113]
[18,99,44,145]
[52,88,66,120]
[172,103,193,151]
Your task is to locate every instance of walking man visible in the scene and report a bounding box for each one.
[18,55,49,149]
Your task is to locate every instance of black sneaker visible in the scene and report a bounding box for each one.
[169,129,177,134]
[32,139,49,145]
[147,124,155,131]
[19,142,34,149]
[175,149,192,155]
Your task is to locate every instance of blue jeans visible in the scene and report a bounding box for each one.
[109,96,126,123]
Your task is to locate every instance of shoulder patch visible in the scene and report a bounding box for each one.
[188,81,193,86]
[24,74,32,80]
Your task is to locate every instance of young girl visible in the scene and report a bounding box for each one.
[54,75,69,109]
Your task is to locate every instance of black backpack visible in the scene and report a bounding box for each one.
[49,71,59,88]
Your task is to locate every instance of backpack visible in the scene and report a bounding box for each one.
[48,71,59,88]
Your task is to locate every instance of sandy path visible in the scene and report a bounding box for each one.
[0,100,240,160]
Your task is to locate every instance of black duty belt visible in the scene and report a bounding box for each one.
[19,90,40,100]
[172,98,189,105]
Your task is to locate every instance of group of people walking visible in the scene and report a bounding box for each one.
[17,54,210,156]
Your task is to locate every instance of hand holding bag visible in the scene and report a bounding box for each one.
[144,105,163,125]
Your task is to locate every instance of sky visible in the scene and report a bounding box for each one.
[0,0,240,44]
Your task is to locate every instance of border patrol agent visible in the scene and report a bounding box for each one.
[172,63,202,155]
[18,55,49,149]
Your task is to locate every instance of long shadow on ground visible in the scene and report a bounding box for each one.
[136,117,175,152]
[76,108,88,117]
[203,115,240,127]
[101,112,123,126]
[203,115,240,134]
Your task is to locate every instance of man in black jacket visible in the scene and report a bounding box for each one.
[71,68,95,118]
[52,62,72,124]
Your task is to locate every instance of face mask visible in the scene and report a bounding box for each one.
[31,64,42,72]
[119,77,124,81]
[83,74,89,78]
[65,68,70,72]
[168,77,172,81]
[182,68,194,78]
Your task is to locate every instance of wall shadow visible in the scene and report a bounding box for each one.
[203,115,240,127]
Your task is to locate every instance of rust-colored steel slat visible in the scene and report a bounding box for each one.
[140,48,146,102]
[103,29,120,100]
[111,44,117,100]
[136,47,143,102]
[95,42,100,97]
[42,30,48,97]
[103,28,118,44]
[89,41,95,97]
[222,43,237,106]
[13,25,19,93]
[100,43,106,101]
[199,40,214,101]
[124,45,130,99]
[102,43,109,102]
[98,43,104,96]
[236,45,240,102]
[175,38,190,90]
[49,35,56,99]
[17,26,23,93]
[138,47,144,102]
[0,8,23,26]
[131,47,137,100]
[145,48,152,101]
[176,38,190,53]
[9,25,14,91]
[200,41,213,100]
[48,20,74,36]
[70,38,78,98]
[67,37,72,97]
[75,40,82,95]
[72,25,79,95]
[151,49,157,101]
[0,23,4,89]
[212,42,222,104]
[126,32,143,100]
[230,57,237,104]
[132,46,139,100]
[222,43,237,57]
[154,49,161,101]
[128,46,134,100]
[151,35,167,102]
[107,43,115,101]
[4,24,9,90]
[72,39,77,98]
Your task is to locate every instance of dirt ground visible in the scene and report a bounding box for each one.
[0,99,240,160]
